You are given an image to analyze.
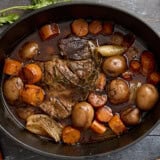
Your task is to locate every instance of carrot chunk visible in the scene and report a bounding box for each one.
[89,20,102,35]
[62,126,81,144]
[130,60,141,73]
[102,22,114,35]
[147,72,160,85]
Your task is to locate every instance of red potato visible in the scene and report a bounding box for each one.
[96,106,113,122]
[147,72,160,85]
[95,73,106,90]
[71,19,88,37]
[141,51,155,76]
[88,92,107,108]
[108,114,126,135]
[62,126,81,144]
[39,23,60,40]
[130,60,141,73]
[3,58,22,76]
[89,20,102,35]
[90,120,107,134]
[102,22,114,35]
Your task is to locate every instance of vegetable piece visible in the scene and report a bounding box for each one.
[95,72,106,90]
[62,126,81,144]
[19,41,39,60]
[90,120,107,134]
[120,106,141,126]
[141,51,155,76]
[111,32,124,45]
[72,102,94,128]
[96,45,126,57]
[96,106,113,122]
[147,72,160,85]
[122,71,133,81]
[21,84,44,106]
[136,83,159,111]
[39,23,60,40]
[88,92,107,108]
[3,58,22,76]
[26,114,63,142]
[108,114,126,135]
[22,63,42,84]
[89,20,102,35]
[129,60,141,72]
[122,33,135,48]
[102,22,114,35]
[71,19,88,37]
[102,55,127,77]
[3,77,24,102]
[108,79,130,104]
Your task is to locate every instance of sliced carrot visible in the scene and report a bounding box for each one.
[147,72,160,85]
[3,58,22,76]
[95,73,106,90]
[90,120,107,134]
[96,106,113,123]
[89,20,102,35]
[62,126,81,144]
[130,60,141,73]
[102,22,114,35]
[22,63,42,84]
[20,84,44,106]
[108,114,126,135]
[39,23,60,40]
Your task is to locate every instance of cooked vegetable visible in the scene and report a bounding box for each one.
[71,19,88,37]
[120,106,141,126]
[21,84,44,106]
[90,120,107,134]
[72,102,94,128]
[3,58,22,76]
[39,23,60,40]
[26,114,63,142]
[22,63,42,84]
[62,126,81,144]
[95,72,106,90]
[141,51,155,76]
[103,55,127,77]
[89,20,102,35]
[19,41,39,59]
[96,106,113,122]
[122,33,135,48]
[108,79,130,104]
[108,114,126,135]
[88,92,107,108]
[96,45,126,57]
[147,72,160,85]
[130,60,141,72]
[102,22,114,35]
[111,32,124,46]
[136,84,159,110]
[122,71,133,81]
[3,77,23,102]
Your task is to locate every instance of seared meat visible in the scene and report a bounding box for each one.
[59,36,94,60]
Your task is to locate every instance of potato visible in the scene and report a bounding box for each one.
[3,77,24,102]
[136,84,159,110]
[103,55,127,77]
[72,102,94,128]
[108,79,130,104]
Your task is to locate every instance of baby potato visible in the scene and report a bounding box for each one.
[72,102,94,129]
[103,55,127,77]
[136,84,159,110]
[108,79,130,104]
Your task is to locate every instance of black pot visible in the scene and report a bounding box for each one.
[0,2,160,159]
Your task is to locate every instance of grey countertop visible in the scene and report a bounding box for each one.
[0,0,160,160]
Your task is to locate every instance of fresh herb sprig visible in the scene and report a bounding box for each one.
[0,0,70,26]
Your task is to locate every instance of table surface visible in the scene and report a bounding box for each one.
[0,0,160,160]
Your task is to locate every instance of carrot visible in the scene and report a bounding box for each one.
[88,92,107,108]
[89,20,102,35]
[96,106,113,123]
[39,23,60,40]
[147,72,160,85]
[62,126,81,144]
[95,73,106,90]
[102,22,114,35]
[22,63,42,84]
[71,19,88,37]
[20,84,44,106]
[122,71,133,81]
[129,60,141,72]
[3,58,22,76]
[90,120,107,134]
[108,114,126,135]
